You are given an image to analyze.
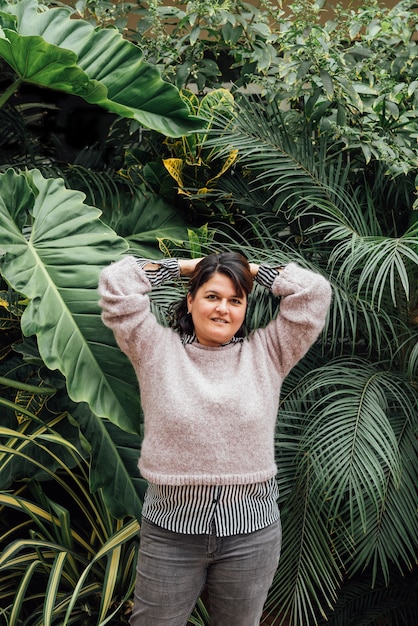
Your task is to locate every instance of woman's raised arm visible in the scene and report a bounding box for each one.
[178,258,203,277]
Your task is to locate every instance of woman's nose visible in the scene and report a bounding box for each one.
[216,300,228,312]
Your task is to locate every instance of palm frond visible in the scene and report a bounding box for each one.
[325,222,418,309]
[265,452,342,625]
[208,97,355,216]
[344,377,418,584]
[300,361,400,520]
[207,98,417,340]
[296,359,417,581]
[324,280,409,360]
[317,571,418,626]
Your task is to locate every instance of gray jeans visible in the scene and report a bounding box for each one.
[129,517,282,626]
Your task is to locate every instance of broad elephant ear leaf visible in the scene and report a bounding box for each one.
[108,192,192,259]
[0,0,203,136]
[67,398,146,520]
[0,168,141,434]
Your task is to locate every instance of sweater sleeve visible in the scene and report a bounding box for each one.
[98,256,179,360]
[255,262,332,377]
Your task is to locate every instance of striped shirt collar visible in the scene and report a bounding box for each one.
[181,333,244,346]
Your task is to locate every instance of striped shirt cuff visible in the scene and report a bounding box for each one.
[136,257,180,286]
[254,264,280,290]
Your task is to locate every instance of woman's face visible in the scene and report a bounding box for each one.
[187,272,247,347]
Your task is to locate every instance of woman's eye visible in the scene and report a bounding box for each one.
[231,298,243,305]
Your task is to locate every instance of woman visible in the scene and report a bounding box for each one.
[98,251,331,626]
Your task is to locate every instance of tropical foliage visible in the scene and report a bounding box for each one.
[0,0,417,624]
[0,408,140,626]
[0,0,203,135]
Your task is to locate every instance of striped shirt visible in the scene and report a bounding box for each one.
[137,257,281,537]
[142,479,280,537]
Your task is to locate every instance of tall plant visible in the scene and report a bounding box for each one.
[196,90,418,624]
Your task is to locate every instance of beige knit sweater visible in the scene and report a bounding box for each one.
[99,256,331,486]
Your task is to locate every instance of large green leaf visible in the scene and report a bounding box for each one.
[44,368,145,519]
[0,0,203,136]
[100,191,193,259]
[0,168,141,434]
[69,402,146,520]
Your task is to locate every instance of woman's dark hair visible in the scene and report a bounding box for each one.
[172,252,253,337]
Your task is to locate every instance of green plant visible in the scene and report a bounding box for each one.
[0,0,202,137]
[0,0,208,262]
[111,0,418,176]
[0,167,189,520]
[188,88,418,624]
[0,410,140,625]
[97,0,417,231]
[119,0,283,91]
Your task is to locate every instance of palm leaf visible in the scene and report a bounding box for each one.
[317,573,418,626]
[344,377,417,585]
[265,454,342,625]
[208,97,350,212]
[265,352,417,624]
[296,359,417,586]
[208,97,417,323]
[300,361,403,528]
[325,222,418,309]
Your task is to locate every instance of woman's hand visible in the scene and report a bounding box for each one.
[179,257,259,278]
[179,258,203,277]
[249,263,259,278]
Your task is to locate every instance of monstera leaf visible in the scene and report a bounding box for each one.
[0,168,141,434]
[0,0,202,136]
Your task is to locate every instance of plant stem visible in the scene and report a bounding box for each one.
[0,77,22,109]
[0,375,56,394]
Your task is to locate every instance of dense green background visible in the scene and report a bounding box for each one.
[0,0,417,624]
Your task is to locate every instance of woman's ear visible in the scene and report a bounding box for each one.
[186,292,192,313]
